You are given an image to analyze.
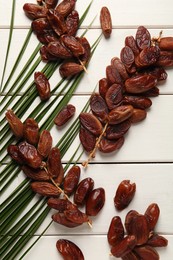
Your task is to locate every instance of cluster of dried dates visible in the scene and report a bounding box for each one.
[79,26,173,166]
[108,203,168,259]
[23,0,91,78]
[5,109,105,229]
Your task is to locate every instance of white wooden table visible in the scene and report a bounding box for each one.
[1,0,173,259]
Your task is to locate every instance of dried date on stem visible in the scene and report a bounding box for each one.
[7,145,24,164]
[47,9,67,36]
[90,93,108,123]
[55,0,76,17]
[147,233,168,247]
[107,105,134,125]
[37,130,52,158]
[63,165,81,196]
[6,109,24,139]
[18,141,42,169]
[54,104,76,126]
[111,57,129,81]
[131,108,147,123]
[31,181,61,197]
[105,84,123,110]
[122,95,152,109]
[59,62,83,78]
[125,74,157,94]
[56,239,84,260]
[106,118,131,140]
[52,212,82,227]
[47,40,73,59]
[44,0,59,9]
[60,35,85,57]
[156,50,173,67]
[135,26,151,50]
[100,6,112,38]
[47,147,63,178]
[47,197,77,212]
[125,35,140,56]
[98,136,124,153]
[79,113,103,136]
[114,180,136,210]
[34,71,51,101]
[99,78,109,99]
[23,3,48,20]
[74,177,94,206]
[158,37,173,51]
[79,126,96,153]
[23,118,39,145]
[22,165,50,181]
[65,10,79,36]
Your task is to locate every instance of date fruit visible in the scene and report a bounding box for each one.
[54,104,76,126]
[85,187,105,216]
[34,71,51,101]
[6,109,24,139]
[114,180,136,210]
[56,239,84,260]
[107,216,125,246]
[100,6,112,38]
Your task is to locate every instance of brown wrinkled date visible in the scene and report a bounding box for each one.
[34,71,51,100]
[54,104,76,126]
[100,6,112,38]
[85,187,105,216]
[23,118,39,145]
[5,109,24,139]
[56,239,84,260]
[114,180,136,210]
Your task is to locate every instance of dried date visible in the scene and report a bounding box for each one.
[54,104,76,126]
[106,65,123,85]
[105,84,123,110]
[31,181,61,197]
[108,105,134,125]
[22,165,50,181]
[90,93,108,123]
[144,203,160,231]
[122,95,152,109]
[114,180,136,211]
[37,130,52,158]
[52,212,82,227]
[34,71,51,101]
[85,187,105,216]
[135,26,151,50]
[100,6,112,38]
[63,165,80,195]
[125,74,157,94]
[7,145,24,164]
[79,113,103,136]
[111,235,136,258]
[65,10,79,36]
[79,126,96,153]
[23,118,39,145]
[55,0,76,17]
[47,147,63,178]
[59,62,83,78]
[5,109,24,139]
[131,108,147,123]
[18,141,42,169]
[56,239,84,260]
[107,216,125,246]
[60,34,85,57]
[159,36,173,51]
[106,118,131,140]
[74,177,94,206]
[98,136,124,153]
[134,245,159,260]
[23,3,48,20]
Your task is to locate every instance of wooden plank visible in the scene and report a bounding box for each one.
[1,28,173,94]
[18,235,173,259]
[0,0,173,28]
[1,95,173,163]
